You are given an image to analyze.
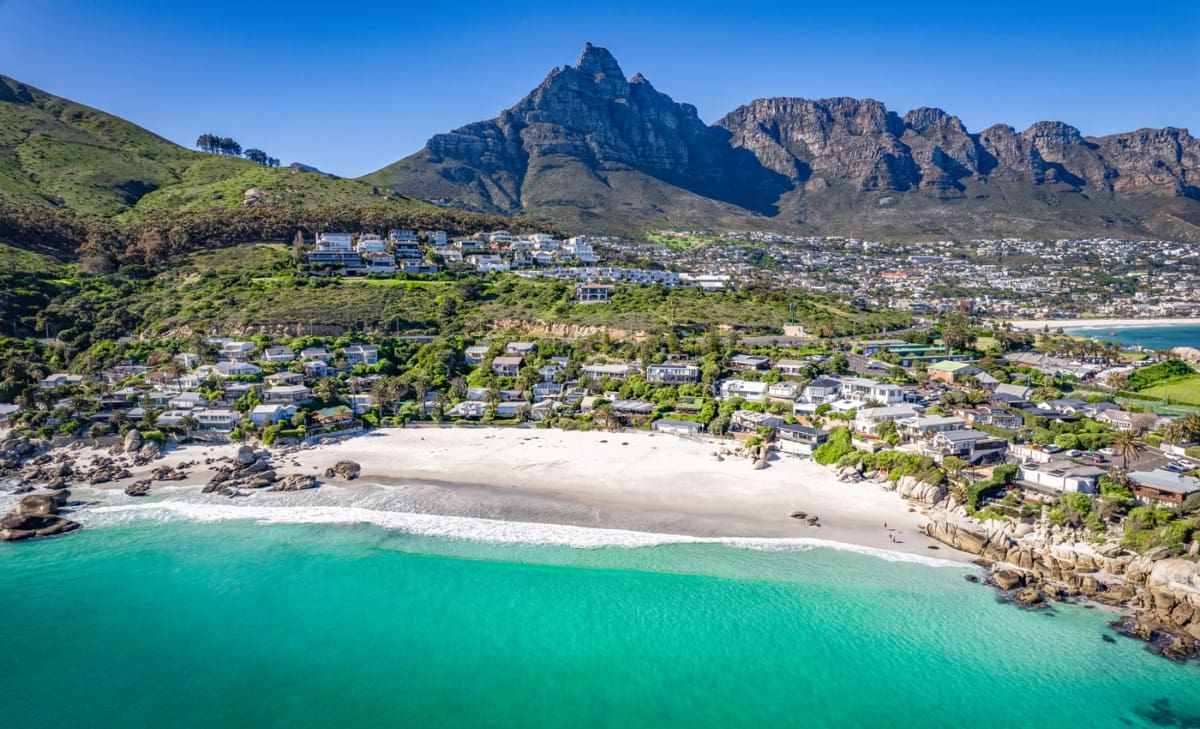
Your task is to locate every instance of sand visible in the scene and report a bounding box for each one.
[75,426,968,560]
[1007,317,1200,331]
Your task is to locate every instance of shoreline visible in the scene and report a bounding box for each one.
[17,427,975,563]
[1007,317,1200,331]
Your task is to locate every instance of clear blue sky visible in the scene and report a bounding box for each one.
[2,0,1197,177]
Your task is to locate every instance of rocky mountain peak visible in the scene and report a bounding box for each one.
[576,43,625,82]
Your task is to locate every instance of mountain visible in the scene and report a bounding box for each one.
[367,45,1200,240]
[0,74,404,219]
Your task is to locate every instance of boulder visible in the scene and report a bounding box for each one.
[123,429,143,454]
[124,481,151,497]
[0,513,81,541]
[896,475,946,506]
[992,569,1025,590]
[270,474,318,492]
[324,460,361,480]
[923,520,988,555]
[14,493,57,515]
[1014,587,1043,606]
[44,488,70,507]
[235,445,256,466]
[138,440,162,460]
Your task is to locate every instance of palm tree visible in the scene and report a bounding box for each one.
[1110,432,1145,470]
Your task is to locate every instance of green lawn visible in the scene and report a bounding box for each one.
[1138,374,1200,406]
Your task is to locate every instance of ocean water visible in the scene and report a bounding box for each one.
[1068,324,1200,351]
[2,513,1198,728]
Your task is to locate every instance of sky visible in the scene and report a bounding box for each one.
[1,0,1198,178]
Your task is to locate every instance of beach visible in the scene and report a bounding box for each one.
[1008,317,1200,331]
[43,426,963,561]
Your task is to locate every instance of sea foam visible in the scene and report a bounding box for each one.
[83,500,965,568]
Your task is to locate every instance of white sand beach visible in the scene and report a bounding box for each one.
[1007,317,1200,331]
[63,427,968,561]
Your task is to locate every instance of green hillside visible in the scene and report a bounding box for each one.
[0,75,406,220]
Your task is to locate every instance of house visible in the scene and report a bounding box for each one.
[840,377,903,405]
[506,342,538,356]
[495,401,529,418]
[860,339,907,355]
[175,353,200,370]
[300,347,333,362]
[926,361,983,384]
[801,377,842,404]
[195,408,240,431]
[364,252,397,274]
[715,379,768,402]
[652,418,704,436]
[211,361,262,378]
[310,405,355,430]
[169,391,207,410]
[465,346,491,365]
[155,410,190,428]
[647,363,701,385]
[610,399,657,422]
[347,393,375,415]
[774,359,807,376]
[766,382,802,401]
[994,383,1033,400]
[674,396,705,414]
[304,360,335,379]
[447,401,488,419]
[465,386,492,401]
[261,346,296,363]
[577,283,613,303]
[265,371,305,386]
[533,382,564,400]
[492,356,524,377]
[468,254,510,273]
[1127,470,1200,506]
[1018,461,1107,496]
[38,373,86,390]
[249,404,294,426]
[582,362,639,380]
[925,429,1007,464]
[1096,410,1141,432]
[530,400,557,421]
[729,354,771,371]
[264,385,312,405]
[730,409,787,434]
[955,406,1022,430]
[896,415,966,440]
[853,404,920,434]
[538,363,564,382]
[344,344,379,366]
[217,340,257,359]
[775,424,828,455]
[498,389,525,402]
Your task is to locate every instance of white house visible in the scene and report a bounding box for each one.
[801,377,842,404]
[249,404,294,426]
[647,363,701,384]
[300,347,334,362]
[1019,461,1105,495]
[264,385,312,404]
[195,409,239,431]
[715,379,768,402]
[853,404,920,434]
[840,377,903,405]
[261,346,296,363]
[169,391,207,410]
[582,363,639,380]
[465,346,490,365]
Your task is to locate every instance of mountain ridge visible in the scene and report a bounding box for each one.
[365,44,1200,240]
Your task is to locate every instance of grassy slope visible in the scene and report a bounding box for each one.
[1137,375,1200,406]
[117,244,907,337]
[0,75,405,221]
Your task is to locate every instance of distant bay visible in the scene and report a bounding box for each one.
[1067,324,1200,350]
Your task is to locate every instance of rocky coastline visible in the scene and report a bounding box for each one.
[829,457,1200,662]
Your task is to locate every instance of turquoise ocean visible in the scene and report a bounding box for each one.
[1067,324,1200,351]
[2,514,1198,728]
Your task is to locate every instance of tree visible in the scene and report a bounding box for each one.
[1110,432,1145,470]
[180,415,199,439]
[195,133,217,153]
[941,456,968,482]
[244,148,269,166]
[291,230,305,262]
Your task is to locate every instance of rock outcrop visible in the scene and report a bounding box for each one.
[1,488,78,541]
[324,461,361,480]
[270,474,318,492]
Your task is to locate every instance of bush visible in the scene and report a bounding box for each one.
[139,429,166,444]
[967,464,1018,512]
[813,427,854,465]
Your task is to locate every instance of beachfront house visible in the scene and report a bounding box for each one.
[853,404,920,435]
[774,424,829,456]
[1017,461,1106,497]
[249,404,294,426]
[924,429,1007,465]
[447,401,488,419]
[195,409,239,431]
[651,419,704,436]
[896,415,966,441]
[264,384,312,405]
